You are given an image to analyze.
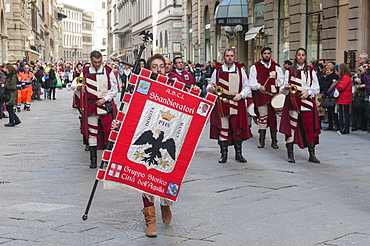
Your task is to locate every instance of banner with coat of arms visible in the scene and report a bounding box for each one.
[96,69,217,203]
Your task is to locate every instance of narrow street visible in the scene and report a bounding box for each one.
[1,88,370,245]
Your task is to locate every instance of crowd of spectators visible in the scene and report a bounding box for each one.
[313,53,370,134]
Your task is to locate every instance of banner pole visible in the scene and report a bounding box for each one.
[82,160,106,221]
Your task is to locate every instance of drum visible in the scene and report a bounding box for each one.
[247,102,257,117]
[271,93,286,116]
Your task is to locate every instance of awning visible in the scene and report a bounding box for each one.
[245,25,265,41]
[215,0,248,26]
[25,49,41,56]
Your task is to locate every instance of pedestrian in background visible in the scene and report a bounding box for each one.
[336,63,353,134]
[3,65,21,127]
[48,65,58,100]
[0,64,7,119]
[320,64,339,130]
[33,66,44,101]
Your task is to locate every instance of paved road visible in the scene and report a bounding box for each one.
[1,88,370,246]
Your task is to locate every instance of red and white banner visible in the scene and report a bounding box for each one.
[97,69,217,203]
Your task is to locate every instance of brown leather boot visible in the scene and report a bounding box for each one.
[160,205,172,224]
[270,129,279,149]
[257,129,266,148]
[307,143,320,163]
[142,206,157,237]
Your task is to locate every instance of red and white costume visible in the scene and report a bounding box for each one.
[77,64,118,149]
[249,60,284,130]
[279,65,321,148]
[207,62,251,144]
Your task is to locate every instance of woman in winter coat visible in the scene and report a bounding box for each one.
[3,64,21,127]
[336,63,352,134]
[48,65,58,100]
[320,64,340,130]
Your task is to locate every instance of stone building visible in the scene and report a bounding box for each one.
[4,0,58,63]
[58,3,83,62]
[110,0,183,63]
[0,0,8,62]
[185,0,370,68]
[93,0,108,60]
[82,12,94,61]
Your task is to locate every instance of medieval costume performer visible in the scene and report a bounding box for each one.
[279,48,321,163]
[249,47,284,149]
[207,49,251,163]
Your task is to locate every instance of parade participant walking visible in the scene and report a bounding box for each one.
[168,57,197,86]
[207,48,251,163]
[111,53,172,238]
[77,50,118,168]
[249,47,284,149]
[279,48,321,163]
[17,65,36,111]
[3,65,21,127]
[164,58,172,76]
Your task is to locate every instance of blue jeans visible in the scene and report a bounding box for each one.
[364,93,369,102]
[44,88,49,99]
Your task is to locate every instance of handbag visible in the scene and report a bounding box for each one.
[352,96,365,109]
[320,97,336,108]
[2,91,11,102]
[56,77,63,87]
[327,81,339,98]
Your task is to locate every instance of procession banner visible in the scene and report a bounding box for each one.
[96,69,217,203]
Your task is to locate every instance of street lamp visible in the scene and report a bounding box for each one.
[224,24,243,42]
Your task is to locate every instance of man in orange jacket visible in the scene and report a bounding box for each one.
[17,65,36,111]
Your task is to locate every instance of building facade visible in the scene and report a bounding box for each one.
[58,3,83,62]
[0,0,8,62]
[111,0,183,63]
[82,12,94,61]
[183,0,370,68]
[93,0,108,60]
[3,0,58,63]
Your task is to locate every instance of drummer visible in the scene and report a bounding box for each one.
[249,47,284,149]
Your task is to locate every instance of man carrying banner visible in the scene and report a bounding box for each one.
[111,53,172,238]
[249,47,284,149]
[207,48,251,163]
[76,51,118,168]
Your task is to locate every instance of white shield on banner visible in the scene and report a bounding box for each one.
[127,100,192,173]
